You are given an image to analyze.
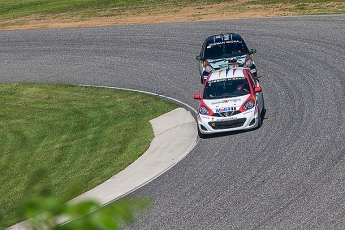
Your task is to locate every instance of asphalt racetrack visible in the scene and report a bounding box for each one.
[1,14,345,229]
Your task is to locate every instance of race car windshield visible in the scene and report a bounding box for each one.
[203,78,250,99]
[205,41,246,59]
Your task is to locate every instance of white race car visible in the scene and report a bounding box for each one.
[194,67,265,137]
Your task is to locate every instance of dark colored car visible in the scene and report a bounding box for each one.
[196,33,257,84]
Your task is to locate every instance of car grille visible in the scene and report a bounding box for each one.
[208,118,246,130]
[212,110,241,117]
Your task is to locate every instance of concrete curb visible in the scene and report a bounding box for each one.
[72,107,197,204]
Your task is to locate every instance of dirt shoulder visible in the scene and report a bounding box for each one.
[0,2,294,31]
[1,1,344,30]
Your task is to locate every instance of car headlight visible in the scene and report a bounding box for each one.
[205,65,213,73]
[199,105,210,115]
[242,99,255,110]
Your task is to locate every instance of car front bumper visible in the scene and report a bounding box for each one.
[197,109,259,135]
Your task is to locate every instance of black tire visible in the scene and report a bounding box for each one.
[197,125,205,138]
[257,99,266,129]
[200,76,204,84]
[257,112,263,128]
[261,95,266,119]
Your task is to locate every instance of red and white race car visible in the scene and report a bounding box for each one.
[194,67,265,137]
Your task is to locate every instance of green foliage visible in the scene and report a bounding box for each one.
[22,197,150,230]
[20,170,151,230]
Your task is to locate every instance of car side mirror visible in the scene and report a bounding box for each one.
[194,94,201,99]
[254,86,262,93]
[250,49,257,54]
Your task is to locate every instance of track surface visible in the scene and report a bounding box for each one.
[1,15,345,229]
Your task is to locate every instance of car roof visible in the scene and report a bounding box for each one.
[205,33,245,46]
[207,67,248,82]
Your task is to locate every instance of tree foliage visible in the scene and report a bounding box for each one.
[19,169,150,230]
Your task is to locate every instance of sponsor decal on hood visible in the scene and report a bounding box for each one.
[209,55,246,69]
[203,95,248,112]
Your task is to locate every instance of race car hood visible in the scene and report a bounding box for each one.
[203,95,249,113]
[208,54,247,69]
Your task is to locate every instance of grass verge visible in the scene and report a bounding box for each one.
[0,0,235,20]
[0,83,178,228]
[1,0,345,30]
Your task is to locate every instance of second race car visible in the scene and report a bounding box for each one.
[196,33,257,84]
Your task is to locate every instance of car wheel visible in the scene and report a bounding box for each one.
[197,126,205,138]
[200,76,204,84]
[261,95,266,118]
[257,105,266,129]
[257,112,262,128]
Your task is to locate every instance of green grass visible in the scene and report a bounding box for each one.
[0,83,178,228]
[0,0,344,28]
[0,0,231,20]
